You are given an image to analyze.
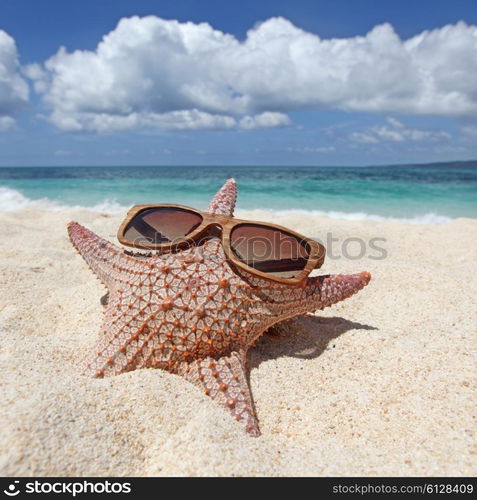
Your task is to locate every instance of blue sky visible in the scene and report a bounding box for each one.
[0,0,476,166]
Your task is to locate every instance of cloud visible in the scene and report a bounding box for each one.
[54,149,72,156]
[104,148,130,156]
[289,146,336,153]
[385,117,404,129]
[350,117,452,144]
[348,132,380,144]
[0,116,16,131]
[461,124,477,139]
[238,112,291,130]
[45,108,290,133]
[0,30,29,127]
[29,16,477,133]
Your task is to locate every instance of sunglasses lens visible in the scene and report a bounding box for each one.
[230,224,311,278]
[124,207,203,245]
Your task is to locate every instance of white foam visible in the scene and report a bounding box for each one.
[0,186,454,224]
[237,208,453,225]
[0,186,127,214]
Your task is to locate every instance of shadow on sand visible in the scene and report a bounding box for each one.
[248,315,378,369]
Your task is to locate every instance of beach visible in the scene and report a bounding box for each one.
[0,207,475,476]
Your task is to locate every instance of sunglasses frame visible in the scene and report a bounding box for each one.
[117,204,326,284]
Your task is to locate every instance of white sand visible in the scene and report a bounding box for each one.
[0,208,475,476]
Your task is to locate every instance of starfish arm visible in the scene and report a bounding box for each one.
[81,290,165,378]
[178,350,260,436]
[80,302,124,377]
[68,221,127,290]
[207,178,237,216]
[302,271,372,312]
[263,271,372,321]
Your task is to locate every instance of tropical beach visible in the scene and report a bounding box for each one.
[1,0,477,481]
[0,181,475,475]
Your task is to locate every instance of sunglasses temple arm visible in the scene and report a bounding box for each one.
[313,244,326,269]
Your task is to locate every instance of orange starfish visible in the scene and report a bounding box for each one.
[68,179,371,436]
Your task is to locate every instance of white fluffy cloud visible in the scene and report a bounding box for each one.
[349,117,452,144]
[0,116,16,131]
[0,30,29,128]
[44,108,290,133]
[29,16,477,133]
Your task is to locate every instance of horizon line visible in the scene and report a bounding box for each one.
[0,159,476,169]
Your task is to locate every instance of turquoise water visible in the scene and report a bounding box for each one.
[0,163,476,222]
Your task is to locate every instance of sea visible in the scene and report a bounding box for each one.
[0,162,476,223]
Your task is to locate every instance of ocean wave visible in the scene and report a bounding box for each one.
[0,186,454,224]
[0,186,127,214]
[237,209,453,225]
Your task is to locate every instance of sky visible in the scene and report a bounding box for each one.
[0,0,477,167]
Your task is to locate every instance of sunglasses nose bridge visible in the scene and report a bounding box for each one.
[200,218,227,239]
[203,212,232,228]
[197,213,238,244]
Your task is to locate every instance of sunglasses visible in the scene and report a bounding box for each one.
[117,204,326,284]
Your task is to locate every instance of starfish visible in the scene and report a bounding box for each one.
[68,179,371,436]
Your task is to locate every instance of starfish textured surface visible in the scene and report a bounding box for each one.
[68,179,371,436]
